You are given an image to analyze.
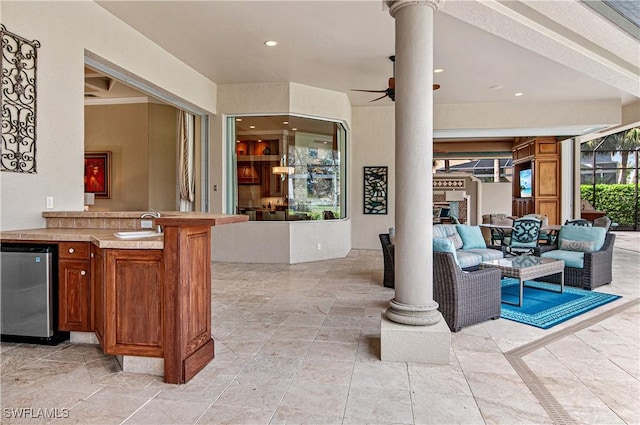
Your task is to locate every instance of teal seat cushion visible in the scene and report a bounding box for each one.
[541,249,585,268]
[455,225,487,249]
[433,238,459,266]
[465,248,503,262]
[455,251,483,269]
[558,225,606,251]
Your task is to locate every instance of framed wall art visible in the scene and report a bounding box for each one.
[363,166,388,214]
[84,152,111,198]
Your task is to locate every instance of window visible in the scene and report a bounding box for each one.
[434,158,513,182]
[229,115,347,221]
[580,127,640,229]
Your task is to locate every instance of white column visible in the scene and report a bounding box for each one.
[381,0,450,364]
[386,0,440,326]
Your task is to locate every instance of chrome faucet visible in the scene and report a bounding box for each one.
[140,209,162,233]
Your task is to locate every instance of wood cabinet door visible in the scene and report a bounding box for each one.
[58,259,91,331]
[103,249,164,357]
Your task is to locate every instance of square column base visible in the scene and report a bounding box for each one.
[380,311,451,364]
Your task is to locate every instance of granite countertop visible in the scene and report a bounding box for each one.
[0,228,164,249]
[1,211,248,249]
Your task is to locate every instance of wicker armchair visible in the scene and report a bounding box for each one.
[379,233,395,288]
[433,251,502,332]
[541,233,616,290]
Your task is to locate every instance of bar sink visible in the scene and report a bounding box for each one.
[114,231,163,239]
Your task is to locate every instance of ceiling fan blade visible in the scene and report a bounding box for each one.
[351,89,387,93]
[433,84,440,90]
[369,93,389,102]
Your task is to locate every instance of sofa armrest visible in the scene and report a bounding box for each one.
[534,244,558,256]
[485,244,503,251]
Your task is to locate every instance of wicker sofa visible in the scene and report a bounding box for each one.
[378,225,502,288]
[433,224,503,270]
[540,226,616,290]
[433,251,502,332]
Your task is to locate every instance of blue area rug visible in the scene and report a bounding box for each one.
[500,278,621,329]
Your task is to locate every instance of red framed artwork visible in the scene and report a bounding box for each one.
[84,152,111,198]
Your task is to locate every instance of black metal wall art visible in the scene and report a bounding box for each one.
[1,25,40,173]
[363,166,388,214]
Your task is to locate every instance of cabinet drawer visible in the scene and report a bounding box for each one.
[59,242,91,259]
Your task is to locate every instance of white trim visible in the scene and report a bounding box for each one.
[84,96,153,106]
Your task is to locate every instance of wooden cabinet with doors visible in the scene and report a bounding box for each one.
[512,137,561,224]
[58,242,92,332]
[101,248,165,358]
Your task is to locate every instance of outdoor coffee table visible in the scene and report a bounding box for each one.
[479,255,565,307]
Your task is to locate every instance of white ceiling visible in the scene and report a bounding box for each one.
[93,1,639,112]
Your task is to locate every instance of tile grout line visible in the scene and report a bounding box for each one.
[504,298,639,425]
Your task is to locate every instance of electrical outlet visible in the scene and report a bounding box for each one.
[141,220,154,229]
[46,197,54,209]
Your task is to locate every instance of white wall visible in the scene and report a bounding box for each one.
[1,2,216,231]
[479,182,512,215]
[434,100,621,133]
[350,106,396,250]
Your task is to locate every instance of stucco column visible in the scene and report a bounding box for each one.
[381,0,450,364]
[386,0,441,326]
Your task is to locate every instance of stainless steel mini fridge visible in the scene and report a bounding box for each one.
[1,244,67,344]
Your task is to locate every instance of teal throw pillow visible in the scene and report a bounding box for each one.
[558,225,607,251]
[560,238,595,253]
[433,238,459,265]
[455,225,487,249]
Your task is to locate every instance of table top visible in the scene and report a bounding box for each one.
[480,255,565,277]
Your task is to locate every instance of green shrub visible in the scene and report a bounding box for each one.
[580,184,640,226]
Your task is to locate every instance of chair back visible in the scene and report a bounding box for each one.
[488,214,514,245]
[593,216,612,231]
[323,210,337,220]
[510,217,542,247]
[565,219,592,227]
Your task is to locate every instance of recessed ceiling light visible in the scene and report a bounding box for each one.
[236,118,242,122]
[490,85,503,90]
[264,40,277,47]
[249,125,255,129]
[434,68,444,73]
[292,128,298,131]
[515,92,524,97]
[236,140,240,143]
[283,121,289,125]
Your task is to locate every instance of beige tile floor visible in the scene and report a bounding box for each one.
[1,231,638,425]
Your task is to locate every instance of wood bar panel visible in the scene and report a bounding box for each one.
[162,224,214,384]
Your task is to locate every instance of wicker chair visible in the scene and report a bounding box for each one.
[433,251,502,332]
[541,233,616,290]
[565,219,592,226]
[593,216,612,231]
[379,233,395,288]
